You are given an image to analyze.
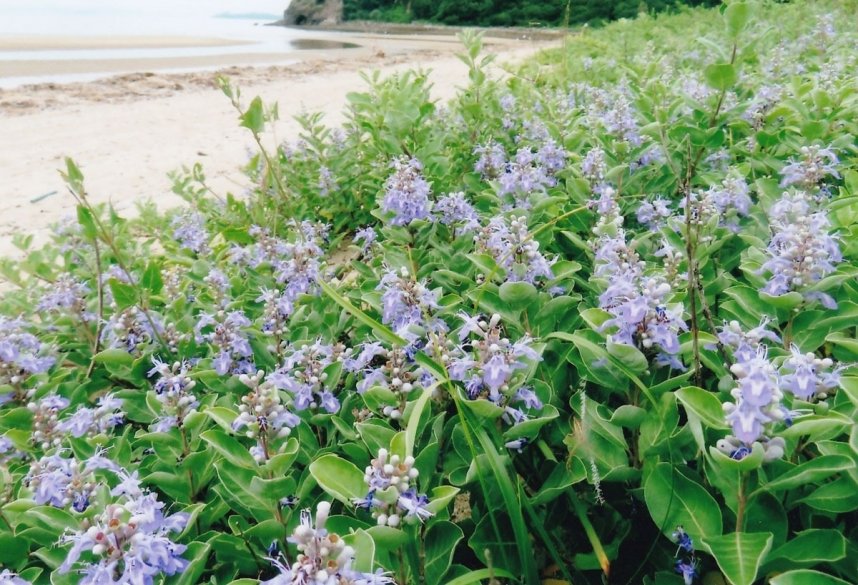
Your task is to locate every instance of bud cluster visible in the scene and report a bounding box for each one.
[353,449,431,527]
[233,371,300,462]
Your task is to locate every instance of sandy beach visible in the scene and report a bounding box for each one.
[0,32,558,258]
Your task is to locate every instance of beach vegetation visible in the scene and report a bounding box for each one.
[1,1,857,584]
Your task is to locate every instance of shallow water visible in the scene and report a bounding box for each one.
[0,0,360,85]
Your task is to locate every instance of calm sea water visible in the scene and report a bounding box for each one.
[0,0,350,86]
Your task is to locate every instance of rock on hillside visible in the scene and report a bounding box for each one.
[282,0,343,26]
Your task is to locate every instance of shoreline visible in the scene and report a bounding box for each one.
[0,37,558,259]
[0,35,251,52]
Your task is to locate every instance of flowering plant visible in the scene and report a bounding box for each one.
[1,3,857,585]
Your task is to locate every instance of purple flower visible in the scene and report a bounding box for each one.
[196,311,254,375]
[474,141,507,178]
[475,216,554,284]
[264,501,394,584]
[59,490,188,584]
[171,211,209,255]
[760,191,841,304]
[0,317,55,386]
[377,267,443,334]
[780,145,840,188]
[397,489,434,523]
[675,559,698,585]
[354,226,377,255]
[37,273,93,320]
[233,371,299,463]
[269,340,345,414]
[723,346,784,445]
[381,157,431,226]
[434,192,481,234]
[780,345,841,401]
[0,570,30,585]
[581,147,607,183]
[318,165,337,197]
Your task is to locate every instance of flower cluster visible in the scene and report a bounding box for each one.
[474,216,554,285]
[760,191,841,307]
[147,359,199,432]
[592,186,687,368]
[269,340,346,413]
[381,157,431,226]
[585,86,643,145]
[377,267,443,334]
[257,288,296,337]
[433,191,481,235]
[25,451,117,512]
[101,307,162,354]
[447,313,542,424]
[271,226,325,303]
[672,527,698,585]
[0,317,55,389]
[497,145,563,206]
[171,211,209,255]
[59,480,188,585]
[779,145,840,189]
[0,571,29,585]
[779,345,842,402]
[353,449,432,527]
[473,141,507,179]
[263,501,394,585]
[28,394,70,450]
[232,371,299,462]
[580,146,608,185]
[719,346,788,462]
[195,310,254,375]
[57,393,124,438]
[345,342,428,420]
[37,273,93,320]
[716,317,781,362]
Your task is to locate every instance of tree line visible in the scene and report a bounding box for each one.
[344,0,722,27]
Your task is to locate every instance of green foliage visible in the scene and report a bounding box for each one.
[2,2,858,585]
[345,0,721,26]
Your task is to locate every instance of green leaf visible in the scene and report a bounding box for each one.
[755,455,854,493]
[644,463,723,552]
[167,541,210,585]
[702,532,773,585]
[798,476,858,513]
[0,532,29,565]
[27,506,79,533]
[498,281,537,310]
[76,205,98,240]
[405,384,436,458]
[769,571,851,585]
[205,406,238,431]
[318,279,405,346]
[141,261,163,295]
[606,339,648,374]
[676,386,729,429]
[240,96,265,133]
[108,278,137,311]
[424,521,465,585]
[342,529,376,573]
[426,485,460,515]
[309,454,366,505]
[766,529,847,567]
[200,429,257,469]
[443,568,516,585]
[704,63,738,91]
[725,2,750,38]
